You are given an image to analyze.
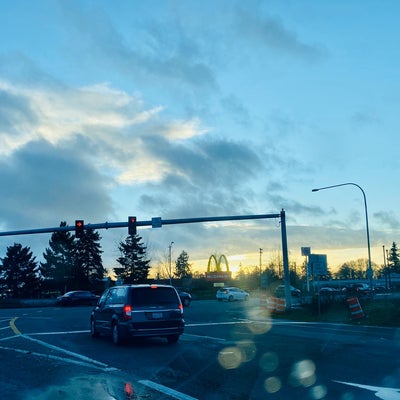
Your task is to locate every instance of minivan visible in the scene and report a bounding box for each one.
[90,284,184,345]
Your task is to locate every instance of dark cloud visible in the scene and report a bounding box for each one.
[136,135,264,217]
[374,211,400,230]
[234,8,326,62]
[0,139,114,229]
[0,88,37,135]
[60,2,217,90]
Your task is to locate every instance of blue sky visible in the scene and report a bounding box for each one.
[0,0,399,275]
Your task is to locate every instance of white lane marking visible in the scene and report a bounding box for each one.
[139,380,198,400]
[186,321,254,327]
[182,333,228,343]
[0,344,116,371]
[334,380,400,400]
[27,330,89,336]
[21,334,111,368]
[0,326,10,331]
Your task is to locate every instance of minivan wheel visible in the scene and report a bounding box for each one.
[167,335,179,344]
[112,322,123,345]
[90,318,99,338]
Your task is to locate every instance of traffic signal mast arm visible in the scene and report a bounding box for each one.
[0,213,281,237]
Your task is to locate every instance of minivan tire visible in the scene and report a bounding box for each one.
[90,318,99,338]
[112,322,123,345]
[167,335,179,344]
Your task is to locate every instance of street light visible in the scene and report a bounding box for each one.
[259,248,263,289]
[168,241,174,286]
[312,183,373,291]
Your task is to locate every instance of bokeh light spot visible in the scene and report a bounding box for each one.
[236,340,257,362]
[264,376,282,394]
[310,384,327,399]
[218,346,243,370]
[290,359,316,387]
[259,351,279,372]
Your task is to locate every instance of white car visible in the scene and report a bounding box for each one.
[216,287,250,302]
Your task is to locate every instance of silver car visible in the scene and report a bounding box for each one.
[216,287,250,302]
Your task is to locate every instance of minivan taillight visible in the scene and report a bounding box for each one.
[123,305,132,320]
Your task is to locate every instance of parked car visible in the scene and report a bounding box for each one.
[176,288,192,307]
[342,283,370,295]
[319,287,336,294]
[275,285,301,298]
[216,287,249,302]
[56,291,99,306]
[90,284,184,345]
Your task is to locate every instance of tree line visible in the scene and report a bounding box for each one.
[1,219,399,298]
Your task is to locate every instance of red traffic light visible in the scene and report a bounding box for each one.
[128,216,137,235]
[75,220,84,238]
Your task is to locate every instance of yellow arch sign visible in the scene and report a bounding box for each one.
[207,254,229,272]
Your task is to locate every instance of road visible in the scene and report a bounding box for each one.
[0,298,399,399]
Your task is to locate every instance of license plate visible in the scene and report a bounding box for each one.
[152,312,163,319]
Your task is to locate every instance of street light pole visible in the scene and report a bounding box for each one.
[259,248,263,289]
[312,182,373,292]
[168,241,174,286]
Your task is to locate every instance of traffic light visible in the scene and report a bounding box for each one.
[75,220,84,238]
[128,216,137,235]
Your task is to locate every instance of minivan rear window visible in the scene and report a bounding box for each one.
[129,287,179,307]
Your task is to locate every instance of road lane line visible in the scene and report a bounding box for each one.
[21,334,111,368]
[182,333,228,343]
[139,380,198,400]
[10,317,21,335]
[186,321,251,327]
[0,344,117,371]
[0,326,10,331]
[27,330,89,336]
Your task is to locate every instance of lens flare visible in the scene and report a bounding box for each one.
[259,351,279,372]
[264,376,282,394]
[218,346,243,369]
[290,359,316,387]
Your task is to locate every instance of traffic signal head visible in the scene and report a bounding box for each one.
[128,216,137,235]
[75,220,84,238]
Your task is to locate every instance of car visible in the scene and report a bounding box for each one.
[176,288,192,307]
[56,290,99,306]
[216,287,249,302]
[275,285,301,298]
[90,284,184,345]
[319,287,336,294]
[342,283,370,295]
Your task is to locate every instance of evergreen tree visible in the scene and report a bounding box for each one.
[115,234,150,284]
[388,242,400,274]
[175,250,192,279]
[74,228,105,290]
[40,222,75,293]
[0,243,41,298]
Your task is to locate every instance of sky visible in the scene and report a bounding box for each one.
[0,0,399,277]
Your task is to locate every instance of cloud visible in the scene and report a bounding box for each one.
[374,211,400,230]
[59,1,217,90]
[234,7,326,62]
[0,139,113,229]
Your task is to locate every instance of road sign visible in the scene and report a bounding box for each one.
[309,254,327,276]
[301,247,311,256]
[152,217,162,228]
